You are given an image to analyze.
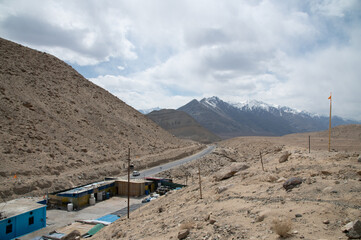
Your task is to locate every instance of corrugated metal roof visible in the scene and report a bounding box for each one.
[96,214,120,223]
[87,224,104,236]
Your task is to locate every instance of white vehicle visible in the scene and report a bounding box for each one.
[132,171,140,176]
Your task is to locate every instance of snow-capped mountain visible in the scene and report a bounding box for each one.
[138,107,161,114]
[178,96,358,139]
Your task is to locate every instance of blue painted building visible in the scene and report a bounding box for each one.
[0,198,46,240]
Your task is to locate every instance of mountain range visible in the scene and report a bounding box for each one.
[146,96,359,140]
[147,109,221,143]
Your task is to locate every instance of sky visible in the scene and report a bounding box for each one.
[1,0,361,120]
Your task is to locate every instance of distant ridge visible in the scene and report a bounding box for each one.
[139,107,161,114]
[178,96,359,139]
[147,109,221,143]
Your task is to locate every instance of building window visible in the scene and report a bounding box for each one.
[6,224,12,234]
[29,216,34,225]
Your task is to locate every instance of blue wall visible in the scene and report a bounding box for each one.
[0,206,46,240]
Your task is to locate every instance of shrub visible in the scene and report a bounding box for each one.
[271,217,292,237]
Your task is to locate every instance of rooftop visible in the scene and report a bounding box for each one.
[0,198,45,219]
[56,180,115,195]
[109,177,152,184]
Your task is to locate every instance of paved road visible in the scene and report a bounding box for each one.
[22,146,215,239]
[132,145,216,179]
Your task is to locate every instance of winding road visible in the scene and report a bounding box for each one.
[132,145,216,179]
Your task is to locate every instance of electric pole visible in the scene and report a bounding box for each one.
[127,147,130,219]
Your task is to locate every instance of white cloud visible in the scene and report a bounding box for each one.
[0,0,136,65]
[1,0,360,120]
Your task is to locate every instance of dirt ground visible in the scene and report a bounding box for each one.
[94,125,361,240]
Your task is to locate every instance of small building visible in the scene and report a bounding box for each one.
[113,178,155,197]
[48,180,116,209]
[0,198,46,240]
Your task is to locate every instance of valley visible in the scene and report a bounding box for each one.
[1,38,360,240]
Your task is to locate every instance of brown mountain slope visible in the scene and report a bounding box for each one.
[0,38,200,200]
[279,124,361,152]
[147,109,221,143]
[94,125,361,240]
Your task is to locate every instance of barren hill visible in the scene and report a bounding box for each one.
[147,109,221,143]
[279,124,361,152]
[94,125,361,239]
[0,38,200,200]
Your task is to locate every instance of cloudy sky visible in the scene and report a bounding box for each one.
[1,0,360,120]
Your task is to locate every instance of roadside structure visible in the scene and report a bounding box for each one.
[48,180,116,210]
[0,198,46,240]
[107,177,155,197]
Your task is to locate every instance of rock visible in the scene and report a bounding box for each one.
[277,177,287,183]
[62,230,81,240]
[358,155,361,163]
[322,186,333,193]
[342,221,355,232]
[283,177,303,191]
[256,215,265,222]
[321,170,332,176]
[214,163,249,181]
[178,229,190,239]
[265,174,278,183]
[215,184,233,194]
[279,151,291,163]
[323,220,330,224]
[295,214,302,218]
[342,220,361,239]
[209,215,217,224]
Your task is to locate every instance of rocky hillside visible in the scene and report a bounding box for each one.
[147,109,221,143]
[94,125,361,239]
[178,96,359,139]
[0,38,200,200]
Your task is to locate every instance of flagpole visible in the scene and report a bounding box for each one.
[328,92,332,152]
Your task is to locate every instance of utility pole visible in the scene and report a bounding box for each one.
[259,151,264,172]
[328,93,332,152]
[309,136,311,153]
[198,164,202,199]
[127,147,130,219]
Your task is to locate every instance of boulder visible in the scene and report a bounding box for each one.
[279,151,291,163]
[358,155,361,163]
[214,163,249,181]
[342,220,361,239]
[178,229,190,240]
[283,177,303,191]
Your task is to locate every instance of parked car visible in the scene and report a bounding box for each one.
[132,171,140,176]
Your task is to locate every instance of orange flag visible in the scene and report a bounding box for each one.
[328,95,331,100]
[13,174,17,179]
